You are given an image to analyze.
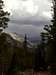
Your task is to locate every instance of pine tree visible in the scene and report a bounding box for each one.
[0,0,10,32]
[40,32,48,70]
[42,0,56,74]
[23,34,27,50]
[45,0,56,64]
[0,0,10,75]
[23,34,28,69]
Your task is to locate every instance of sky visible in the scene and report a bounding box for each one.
[4,0,52,39]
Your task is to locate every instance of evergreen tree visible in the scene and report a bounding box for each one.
[0,0,10,32]
[23,34,27,50]
[0,0,10,75]
[44,0,56,64]
[40,32,48,70]
[42,0,56,74]
[23,34,28,69]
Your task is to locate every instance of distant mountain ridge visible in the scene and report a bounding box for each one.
[2,32,34,48]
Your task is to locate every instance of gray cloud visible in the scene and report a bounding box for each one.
[10,14,51,26]
[6,19,51,40]
[10,19,50,26]
[4,0,52,40]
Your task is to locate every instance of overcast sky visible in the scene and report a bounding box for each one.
[4,0,52,39]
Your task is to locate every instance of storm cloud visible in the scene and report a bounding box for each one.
[4,0,52,39]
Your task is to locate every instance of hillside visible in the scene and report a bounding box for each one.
[1,32,33,48]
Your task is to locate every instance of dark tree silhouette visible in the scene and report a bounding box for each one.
[0,0,10,32]
[0,0,10,75]
[23,34,28,69]
[23,34,27,50]
[42,0,56,74]
[40,32,48,70]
